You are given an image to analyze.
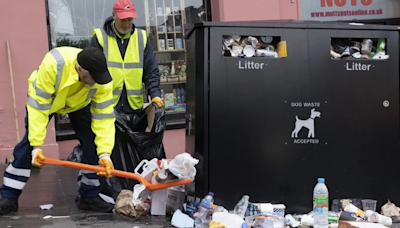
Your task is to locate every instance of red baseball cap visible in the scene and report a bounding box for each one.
[113,0,137,19]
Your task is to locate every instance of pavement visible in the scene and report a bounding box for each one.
[0,164,172,228]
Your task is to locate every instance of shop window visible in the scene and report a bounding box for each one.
[331,38,389,60]
[222,35,287,58]
[47,0,209,140]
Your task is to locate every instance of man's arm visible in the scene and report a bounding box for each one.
[27,54,57,147]
[142,40,161,99]
[90,82,116,155]
[88,34,103,51]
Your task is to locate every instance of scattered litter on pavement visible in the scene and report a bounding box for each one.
[39,204,53,210]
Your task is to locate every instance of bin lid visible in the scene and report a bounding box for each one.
[185,20,400,39]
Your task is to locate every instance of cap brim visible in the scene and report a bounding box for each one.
[116,10,137,19]
[93,70,112,85]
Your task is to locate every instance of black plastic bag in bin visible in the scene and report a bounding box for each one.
[68,103,167,199]
[101,103,167,198]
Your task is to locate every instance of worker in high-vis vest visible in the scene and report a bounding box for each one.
[0,47,116,215]
[89,0,163,114]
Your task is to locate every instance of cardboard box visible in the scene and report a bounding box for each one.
[166,187,186,213]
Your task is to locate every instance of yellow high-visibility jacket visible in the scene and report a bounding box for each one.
[92,27,147,110]
[27,46,115,155]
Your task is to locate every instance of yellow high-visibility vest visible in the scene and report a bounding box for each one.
[27,46,115,154]
[92,28,147,110]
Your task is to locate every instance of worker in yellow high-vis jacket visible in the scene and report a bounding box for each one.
[89,0,164,114]
[0,47,116,215]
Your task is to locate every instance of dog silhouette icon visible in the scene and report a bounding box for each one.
[291,108,321,138]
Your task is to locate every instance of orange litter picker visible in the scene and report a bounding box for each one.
[38,157,193,191]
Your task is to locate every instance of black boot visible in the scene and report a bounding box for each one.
[0,198,18,215]
[77,196,113,213]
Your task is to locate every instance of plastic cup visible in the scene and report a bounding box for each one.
[362,199,377,212]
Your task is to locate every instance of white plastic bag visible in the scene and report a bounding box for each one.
[168,153,199,180]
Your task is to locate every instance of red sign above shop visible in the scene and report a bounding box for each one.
[321,0,372,7]
[301,0,400,21]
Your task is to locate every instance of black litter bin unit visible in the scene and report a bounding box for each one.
[185,21,400,213]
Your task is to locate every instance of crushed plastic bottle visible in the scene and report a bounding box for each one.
[234,195,250,219]
[195,192,214,228]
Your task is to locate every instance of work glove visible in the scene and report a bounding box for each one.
[97,153,114,178]
[151,96,164,108]
[31,148,45,168]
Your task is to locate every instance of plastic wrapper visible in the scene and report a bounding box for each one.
[67,144,83,163]
[252,213,285,228]
[168,153,199,180]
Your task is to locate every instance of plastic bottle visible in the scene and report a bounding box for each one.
[313,178,329,228]
[151,160,168,184]
[195,192,214,228]
[234,195,250,218]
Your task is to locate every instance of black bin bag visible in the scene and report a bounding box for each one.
[68,103,167,199]
[101,103,167,198]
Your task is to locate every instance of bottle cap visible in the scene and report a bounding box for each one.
[208,192,214,197]
[318,178,325,183]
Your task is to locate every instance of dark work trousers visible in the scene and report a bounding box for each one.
[1,104,101,199]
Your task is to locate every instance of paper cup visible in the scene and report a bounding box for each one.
[301,215,314,227]
[368,212,392,226]
[243,45,255,57]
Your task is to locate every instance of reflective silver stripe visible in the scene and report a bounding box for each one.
[107,61,123,68]
[3,177,26,190]
[100,28,109,61]
[28,96,51,110]
[49,49,65,93]
[85,88,98,101]
[6,164,31,178]
[80,175,100,187]
[124,62,142,69]
[92,112,115,120]
[113,90,122,95]
[92,98,114,109]
[136,29,144,68]
[78,170,97,175]
[126,88,144,95]
[33,79,52,100]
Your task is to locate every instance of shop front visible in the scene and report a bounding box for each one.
[46,0,211,141]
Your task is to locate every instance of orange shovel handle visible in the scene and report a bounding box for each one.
[40,157,192,191]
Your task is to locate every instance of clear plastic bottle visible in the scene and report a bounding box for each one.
[313,178,329,228]
[195,192,214,228]
[234,195,250,218]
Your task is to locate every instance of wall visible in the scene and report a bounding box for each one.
[0,0,59,162]
[211,0,301,22]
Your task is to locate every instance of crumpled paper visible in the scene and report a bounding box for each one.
[381,200,400,217]
[115,190,149,218]
[168,153,199,180]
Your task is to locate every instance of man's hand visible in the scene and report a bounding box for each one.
[97,153,114,178]
[31,148,45,167]
[151,97,164,108]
